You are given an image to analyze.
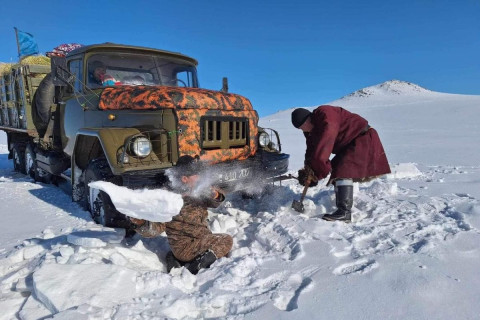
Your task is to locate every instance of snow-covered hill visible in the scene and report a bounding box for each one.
[1,81,480,319]
[260,79,480,170]
[341,79,432,99]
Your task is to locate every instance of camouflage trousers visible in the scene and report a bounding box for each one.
[169,233,233,262]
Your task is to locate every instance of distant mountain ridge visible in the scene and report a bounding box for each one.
[340,80,432,100]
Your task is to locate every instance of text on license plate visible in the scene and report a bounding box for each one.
[221,168,251,182]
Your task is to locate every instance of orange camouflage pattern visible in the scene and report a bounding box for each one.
[98,86,258,163]
[98,85,254,111]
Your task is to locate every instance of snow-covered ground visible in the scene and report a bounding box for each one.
[1,80,480,319]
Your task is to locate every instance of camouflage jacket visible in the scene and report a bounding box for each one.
[135,191,224,239]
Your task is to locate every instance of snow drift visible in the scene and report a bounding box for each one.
[1,80,480,320]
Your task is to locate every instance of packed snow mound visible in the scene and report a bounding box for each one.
[66,227,125,247]
[88,181,183,222]
[386,163,423,179]
[341,80,432,99]
[33,263,138,314]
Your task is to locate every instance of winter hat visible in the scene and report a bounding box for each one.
[291,108,312,128]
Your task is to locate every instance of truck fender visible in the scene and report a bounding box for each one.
[71,128,141,201]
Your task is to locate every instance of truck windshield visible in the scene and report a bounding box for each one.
[87,53,198,89]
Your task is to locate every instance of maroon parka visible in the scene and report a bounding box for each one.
[305,105,391,183]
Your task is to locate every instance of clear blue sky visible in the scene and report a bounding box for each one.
[1,0,479,116]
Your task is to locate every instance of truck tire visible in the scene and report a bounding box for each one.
[12,144,26,174]
[83,158,130,228]
[32,73,55,138]
[24,144,52,183]
[24,144,36,178]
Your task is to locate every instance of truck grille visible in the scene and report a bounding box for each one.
[201,116,248,149]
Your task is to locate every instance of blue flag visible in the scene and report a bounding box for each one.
[15,28,39,58]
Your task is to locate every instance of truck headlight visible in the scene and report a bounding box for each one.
[258,132,271,148]
[130,136,152,157]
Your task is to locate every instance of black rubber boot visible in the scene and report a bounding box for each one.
[322,184,353,223]
[186,250,217,275]
[166,251,184,273]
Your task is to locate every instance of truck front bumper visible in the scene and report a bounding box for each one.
[121,151,290,193]
[213,151,290,192]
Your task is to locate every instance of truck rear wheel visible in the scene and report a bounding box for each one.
[12,144,26,174]
[24,144,36,178]
[83,158,130,228]
[24,145,53,183]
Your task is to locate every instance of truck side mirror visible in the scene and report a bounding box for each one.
[221,77,228,93]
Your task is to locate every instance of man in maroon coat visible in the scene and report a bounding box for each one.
[291,106,391,222]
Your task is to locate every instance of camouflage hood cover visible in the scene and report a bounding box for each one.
[98,86,258,164]
[98,85,253,111]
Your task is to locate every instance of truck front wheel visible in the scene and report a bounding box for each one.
[83,158,130,229]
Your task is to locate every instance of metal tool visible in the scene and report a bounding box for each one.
[271,174,298,183]
[291,178,311,213]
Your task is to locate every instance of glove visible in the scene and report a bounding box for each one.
[297,166,318,187]
[129,217,146,228]
[129,218,166,238]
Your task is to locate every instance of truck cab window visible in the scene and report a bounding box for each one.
[86,53,199,89]
[175,70,193,87]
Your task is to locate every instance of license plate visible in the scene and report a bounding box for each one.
[219,167,252,182]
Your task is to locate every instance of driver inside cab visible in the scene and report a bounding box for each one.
[89,60,121,87]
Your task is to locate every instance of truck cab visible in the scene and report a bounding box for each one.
[1,43,289,228]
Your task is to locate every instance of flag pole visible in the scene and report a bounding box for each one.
[14,27,22,61]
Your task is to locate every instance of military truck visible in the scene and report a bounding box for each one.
[0,43,289,228]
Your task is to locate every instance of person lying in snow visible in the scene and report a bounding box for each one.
[291,106,391,223]
[129,155,233,274]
